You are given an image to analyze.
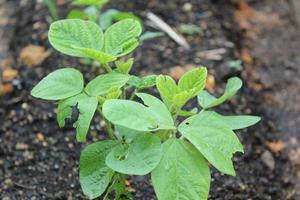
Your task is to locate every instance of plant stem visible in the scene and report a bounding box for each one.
[97,106,116,139]
[129,88,138,100]
[103,63,113,72]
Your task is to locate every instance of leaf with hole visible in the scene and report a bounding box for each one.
[106,133,162,175]
[57,93,98,142]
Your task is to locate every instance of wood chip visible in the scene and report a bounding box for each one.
[19,45,50,67]
[266,141,286,153]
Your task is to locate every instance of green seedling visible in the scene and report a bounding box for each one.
[66,0,163,40]
[31,19,260,200]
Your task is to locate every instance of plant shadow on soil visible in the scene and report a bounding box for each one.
[0,0,299,199]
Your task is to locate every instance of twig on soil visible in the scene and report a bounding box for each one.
[14,182,36,190]
[196,48,227,61]
[146,12,191,50]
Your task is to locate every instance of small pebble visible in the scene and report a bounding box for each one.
[15,143,29,150]
[183,3,192,12]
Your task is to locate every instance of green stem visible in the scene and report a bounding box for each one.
[103,63,113,73]
[97,106,116,139]
[129,88,138,100]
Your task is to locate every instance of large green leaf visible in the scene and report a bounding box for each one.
[151,139,210,200]
[31,68,83,100]
[135,93,174,129]
[178,67,207,97]
[102,93,175,132]
[48,19,104,58]
[198,77,242,109]
[104,19,142,56]
[99,9,120,30]
[178,111,244,176]
[73,0,108,6]
[156,75,178,106]
[213,113,261,130]
[57,93,98,142]
[115,125,146,142]
[106,133,162,175]
[85,72,129,96]
[80,140,118,199]
[128,75,157,90]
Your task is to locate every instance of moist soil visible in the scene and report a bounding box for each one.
[0,0,299,199]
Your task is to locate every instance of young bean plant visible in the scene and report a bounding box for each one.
[31,18,260,199]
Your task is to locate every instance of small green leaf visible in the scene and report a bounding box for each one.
[140,31,165,41]
[198,77,242,109]
[80,140,118,199]
[67,10,88,20]
[102,93,175,132]
[179,24,202,35]
[57,93,98,142]
[178,111,243,176]
[178,67,207,97]
[197,90,217,108]
[213,113,261,130]
[106,133,162,175]
[172,91,191,107]
[31,68,83,100]
[104,19,142,56]
[85,72,129,96]
[156,75,178,106]
[115,58,134,74]
[73,0,108,6]
[151,138,210,200]
[128,75,157,89]
[99,9,120,30]
[49,19,104,58]
[112,12,142,24]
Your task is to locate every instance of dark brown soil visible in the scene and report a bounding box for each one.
[0,0,299,199]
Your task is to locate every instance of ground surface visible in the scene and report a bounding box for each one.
[0,0,299,199]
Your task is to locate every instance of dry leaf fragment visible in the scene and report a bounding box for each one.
[266,141,286,153]
[19,45,50,67]
[206,74,215,92]
[0,83,13,94]
[169,64,196,80]
[3,68,18,81]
